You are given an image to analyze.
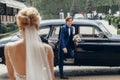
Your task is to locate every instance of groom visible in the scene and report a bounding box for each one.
[59,16,74,79]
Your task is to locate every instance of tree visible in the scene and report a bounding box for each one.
[25,0,119,19]
[86,0,95,13]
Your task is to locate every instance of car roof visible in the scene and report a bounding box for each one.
[40,19,110,35]
[40,19,99,27]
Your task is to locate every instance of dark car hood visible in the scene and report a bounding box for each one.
[0,33,20,46]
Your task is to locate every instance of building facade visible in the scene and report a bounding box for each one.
[0,0,26,24]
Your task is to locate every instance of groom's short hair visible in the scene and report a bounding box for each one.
[65,16,73,22]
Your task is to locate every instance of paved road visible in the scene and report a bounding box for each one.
[1,64,120,80]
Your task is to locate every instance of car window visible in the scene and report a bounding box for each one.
[96,21,112,37]
[79,26,102,39]
[51,26,60,38]
[72,26,75,35]
[39,26,50,37]
[49,26,61,40]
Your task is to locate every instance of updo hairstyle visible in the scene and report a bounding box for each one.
[16,7,40,30]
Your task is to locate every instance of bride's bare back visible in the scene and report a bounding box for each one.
[5,40,26,76]
[5,39,54,80]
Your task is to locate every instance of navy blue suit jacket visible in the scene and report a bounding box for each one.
[59,24,74,76]
[60,24,74,50]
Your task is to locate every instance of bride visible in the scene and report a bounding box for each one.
[4,7,54,80]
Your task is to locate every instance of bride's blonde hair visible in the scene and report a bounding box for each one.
[16,7,40,30]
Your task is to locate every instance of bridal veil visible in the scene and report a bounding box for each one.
[25,26,52,80]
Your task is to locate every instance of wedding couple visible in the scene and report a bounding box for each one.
[4,7,74,80]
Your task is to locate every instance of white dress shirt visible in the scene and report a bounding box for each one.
[68,28,70,36]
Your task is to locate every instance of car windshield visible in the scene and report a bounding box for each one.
[96,21,112,37]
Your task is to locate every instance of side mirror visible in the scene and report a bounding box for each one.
[98,32,105,38]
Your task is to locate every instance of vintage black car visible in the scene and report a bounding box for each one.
[1,19,120,67]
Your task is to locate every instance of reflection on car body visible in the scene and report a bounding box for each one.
[1,19,120,67]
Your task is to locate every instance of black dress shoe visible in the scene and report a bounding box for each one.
[60,76,69,79]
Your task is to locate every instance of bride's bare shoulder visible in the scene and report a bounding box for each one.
[5,42,15,48]
[5,40,22,48]
[43,43,54,56]
[43,43,52,50]
[4,40,23,55]
[4,42,16,55]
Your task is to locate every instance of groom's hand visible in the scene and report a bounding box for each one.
[63,48,68,54]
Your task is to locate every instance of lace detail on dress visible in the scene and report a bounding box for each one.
[16,74,26,80]
[15,71,26,80]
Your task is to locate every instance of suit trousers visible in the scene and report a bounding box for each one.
[59,47,74,77]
